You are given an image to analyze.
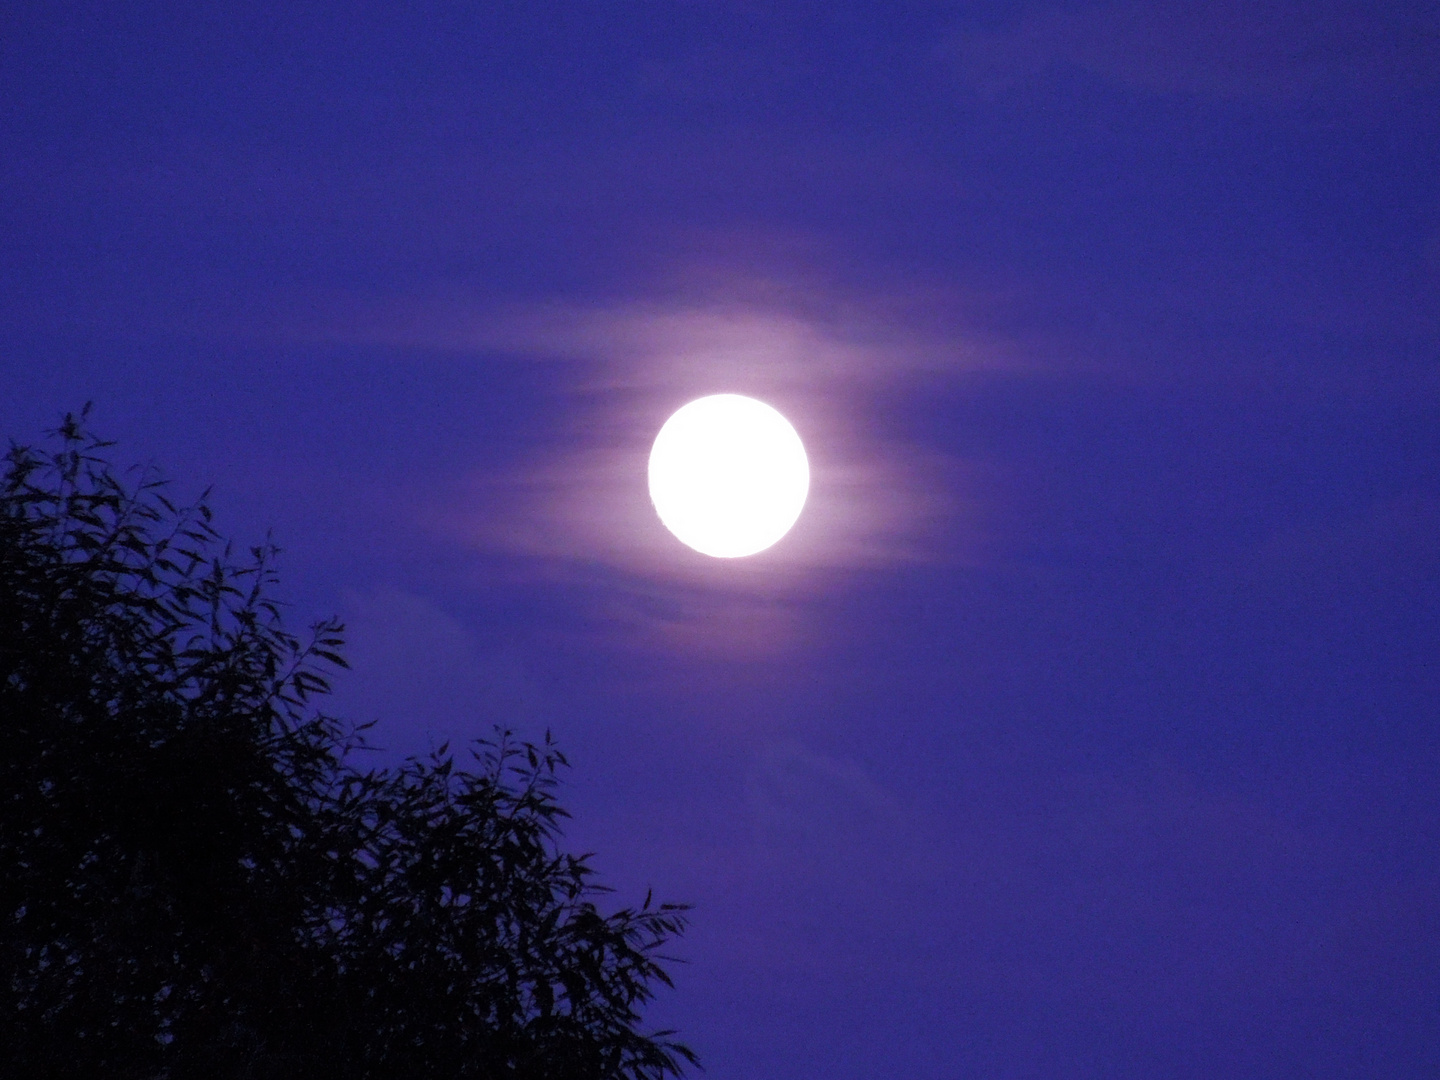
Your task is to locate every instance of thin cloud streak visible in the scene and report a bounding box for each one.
[355,279,1004,653]
[439,293,993,580]
[944,0,1440,101]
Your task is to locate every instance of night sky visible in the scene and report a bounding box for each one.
[4,3,1440,1076]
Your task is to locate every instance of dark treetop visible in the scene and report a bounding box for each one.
[0,412,695,1080]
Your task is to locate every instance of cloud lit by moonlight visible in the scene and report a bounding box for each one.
[436,295,985,605]
[388,279,996,650]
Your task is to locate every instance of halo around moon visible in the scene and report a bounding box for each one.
[648,394,810,558]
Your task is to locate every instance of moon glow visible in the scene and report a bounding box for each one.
[648,394,810,558]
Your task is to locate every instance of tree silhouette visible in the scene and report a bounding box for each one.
[0,411,695,1080]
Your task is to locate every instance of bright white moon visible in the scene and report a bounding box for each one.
[648,394,809,558]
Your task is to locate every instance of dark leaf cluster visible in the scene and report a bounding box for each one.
[0,410,695,1080]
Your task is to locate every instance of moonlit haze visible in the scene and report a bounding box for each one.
[648,395,809,559]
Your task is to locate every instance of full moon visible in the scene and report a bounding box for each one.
[648,394,810,558]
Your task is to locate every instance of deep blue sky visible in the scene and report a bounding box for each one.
[4,2,1440,1076]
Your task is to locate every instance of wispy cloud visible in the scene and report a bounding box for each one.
[746,740,901,845]
[432,288,993,583]
[330,586,554,752]
[944,0,1440,101]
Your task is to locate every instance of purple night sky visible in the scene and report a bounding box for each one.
[4,2,1440,1076]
